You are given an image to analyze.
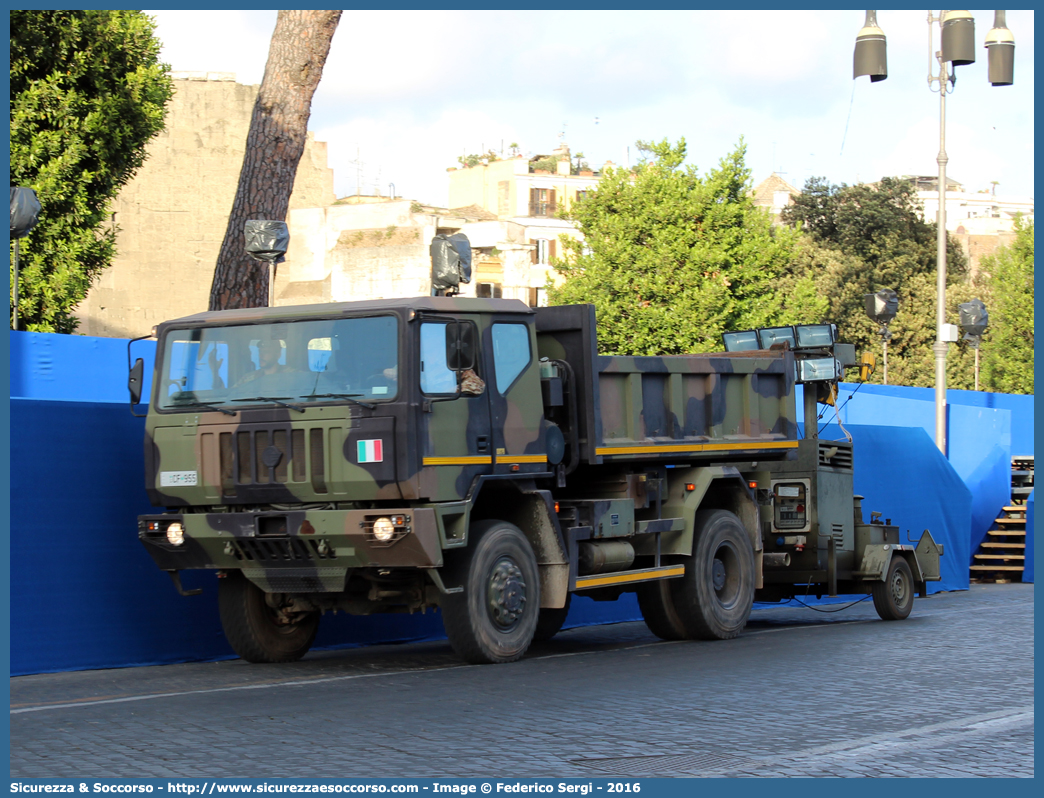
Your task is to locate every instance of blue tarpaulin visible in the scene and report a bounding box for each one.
[802,423,970,593]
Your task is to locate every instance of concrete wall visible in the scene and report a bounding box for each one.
[74,76,336,339]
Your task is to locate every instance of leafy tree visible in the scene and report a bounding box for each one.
[10,10,173,333]
[977,218,1034,394]
[782,177,968,386]
[209,10,341,311]
[458,149,501,168]
[548,138,823,355]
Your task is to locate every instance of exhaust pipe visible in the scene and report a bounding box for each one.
[763,552,792,568]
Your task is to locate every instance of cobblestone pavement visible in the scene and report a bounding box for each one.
[10,583,1033,778]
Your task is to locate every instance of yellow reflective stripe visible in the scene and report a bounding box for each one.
[496,455,548,464]
[422,456,493,466]
[595,441,798,456]
[575,565,685,589]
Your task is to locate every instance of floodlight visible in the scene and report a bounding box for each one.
[864,289,898,325]
[958,298,988,338]
[853,10,888,82]
[985,11,1014,86]
[722,330,761,352]
[941,10,976,66]
[757,327,795,349]
[794,324,837,349]
[797,357,840,383]
[244,220,289,263]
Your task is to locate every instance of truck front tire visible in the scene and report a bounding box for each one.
[672,509,755,640]
[872,556,914,621]
[218,572,319,663]
[440,520,540,664]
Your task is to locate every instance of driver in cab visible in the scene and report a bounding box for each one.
[236,339,291,387]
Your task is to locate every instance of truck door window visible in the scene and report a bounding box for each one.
[420,322,461,395]
[491,323,531,394]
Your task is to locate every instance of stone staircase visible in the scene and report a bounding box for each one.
[970,456,1033,583]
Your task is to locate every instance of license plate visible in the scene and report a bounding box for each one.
[160,471,198,487]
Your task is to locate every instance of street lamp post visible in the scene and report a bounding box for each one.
[853,10,1015,455]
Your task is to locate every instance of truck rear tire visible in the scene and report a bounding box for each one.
[672,510,755,640]
[637,579,687,640]
[440,520,540,664]
[533,594,571,642]
[872,557,914,621]
[218,572,319,663]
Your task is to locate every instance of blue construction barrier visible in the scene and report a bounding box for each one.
[9,332,1029,673]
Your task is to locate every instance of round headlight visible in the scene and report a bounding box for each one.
[166,522,185,547]
[372,517,395,542]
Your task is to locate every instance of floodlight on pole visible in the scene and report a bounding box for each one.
[940,10,976,66]
[958,298,988,391]
[244,220,290,307]
[985,11,1015,86]
[853,10,887,81]
[864,288,898,385]
[852,10,1015,455]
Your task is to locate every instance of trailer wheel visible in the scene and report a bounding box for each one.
[637,579,687,640]
[673,510,755,640]
[218,572,319,663]
[533,594,572,642]
[872,557,914,621]
[440,520,540,664]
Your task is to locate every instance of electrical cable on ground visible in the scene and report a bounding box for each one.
[790,594,873,613]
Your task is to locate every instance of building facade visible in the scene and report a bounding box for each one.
[446,144,606,298]
[279,199,545,307]
[74,74,335,338]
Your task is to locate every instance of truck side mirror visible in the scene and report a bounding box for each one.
[445,322,476,371]
[129,358,145,409]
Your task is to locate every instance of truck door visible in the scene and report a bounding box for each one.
[488,319,549,476]
[419,317,493,501]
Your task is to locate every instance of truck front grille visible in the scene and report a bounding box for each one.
[208,426,328,497]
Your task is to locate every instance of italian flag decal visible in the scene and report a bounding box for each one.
[357,439,384,463]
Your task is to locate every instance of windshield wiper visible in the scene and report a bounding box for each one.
[168,400,237,417]
[231,395,305,413]
[304,392,375,410]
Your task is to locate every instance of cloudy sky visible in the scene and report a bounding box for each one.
[145,9,1035,207]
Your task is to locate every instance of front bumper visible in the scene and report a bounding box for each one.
[139,507,443,593]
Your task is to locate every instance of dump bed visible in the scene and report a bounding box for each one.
[535,304,799,465]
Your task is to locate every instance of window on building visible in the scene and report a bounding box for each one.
[529,188,556,217]
[526,287,548,308]
[530,238,556,265]
[476,282,503,299]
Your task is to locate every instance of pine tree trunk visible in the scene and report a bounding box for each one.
[209,9,341,311]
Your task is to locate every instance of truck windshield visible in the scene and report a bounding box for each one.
[157,315,399,411]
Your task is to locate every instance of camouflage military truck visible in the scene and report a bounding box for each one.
[130,299,943,664]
